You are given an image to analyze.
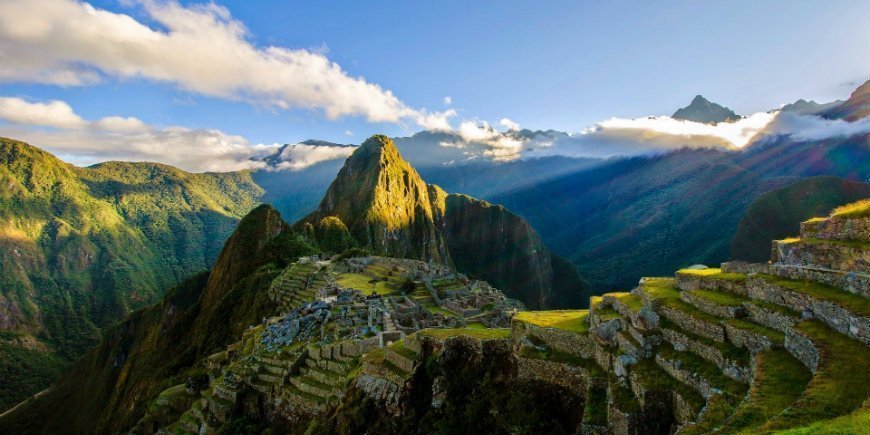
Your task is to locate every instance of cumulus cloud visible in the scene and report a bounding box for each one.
[0,0,445,128]
[0,96,280,172]
[444,96,452,105]
[0,97,87,129]
[273,143,355,171]
[499,118,520,131]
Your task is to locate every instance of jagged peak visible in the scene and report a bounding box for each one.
[673,94,740,123]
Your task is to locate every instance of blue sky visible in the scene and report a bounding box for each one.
[0,0,868,170]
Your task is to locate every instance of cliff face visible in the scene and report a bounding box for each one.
[300,134,451,264]
[301,134,588,308]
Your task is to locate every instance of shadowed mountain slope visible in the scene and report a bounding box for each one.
[730,176,870,262]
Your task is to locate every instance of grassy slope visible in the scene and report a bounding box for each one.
[0,205,313,434]
[730,176,870,262]
[0,138,263,411]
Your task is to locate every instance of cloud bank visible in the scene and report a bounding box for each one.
[0,0,453,128]
[0,96,279,172]
[426,110,870,164]
[272,143,355,171]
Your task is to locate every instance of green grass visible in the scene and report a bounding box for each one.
[418,327,510,340]
[595,306,622,322]
[466,321,487,329]
[426,305,458,318]
[831,199,870,218]
[749,299,802,318]
[607,292,644,312]
[718,349,811,433]
[336,272,396,296]
[681,394,734,435]
[641,278,730,327]
[756,274,870,317]
[759,320,870,432]
[513,310,589,334]
[677,268,747,282]
[608,376,641,414]
[688,289,747,307]
[389,340,417,360]
[583,384,609,426]
[774,404,870,435]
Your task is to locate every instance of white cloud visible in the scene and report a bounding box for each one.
[344,130,353,136]
[274,143,355,171]
[499,118,520,131]
[92,116,149,133]
[444,96,452,105]
[759,111,870,142]
[0,0,441,128]
[0,95,279,172]
[413,109,456,131]
[0,97,87,129]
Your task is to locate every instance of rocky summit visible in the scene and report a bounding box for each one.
[298,134,588,309]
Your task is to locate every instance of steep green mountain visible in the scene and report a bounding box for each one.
[730,176,870,262]
[494,134,870,291]
[0,204,313,434]
[0,138,263,410]
[299,135,588,308]
[672,95,740,123]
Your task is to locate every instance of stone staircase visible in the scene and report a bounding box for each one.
[512,204,869,434]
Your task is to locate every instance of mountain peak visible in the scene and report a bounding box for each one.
[673,95,740,123]
[822,78,870,121]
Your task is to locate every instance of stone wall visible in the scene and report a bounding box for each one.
[772,240,869,273]
[659,306,725,342]
[747,277,869,345]
[721,261,770,275]
[785,328,820,373]
[676,273,748,297]
[511,320,596,359]
[515,356,588,393]
[801,216,870,242]
[661,328,750,383]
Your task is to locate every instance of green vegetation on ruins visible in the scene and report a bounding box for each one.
[831,198,870,218]
[418,327,510,340]
[513,310,589,333]
[677,268,747,281]
[756,274,870,317]
[335,272,396,296]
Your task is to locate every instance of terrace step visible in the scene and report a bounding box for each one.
[654,343,749,402]
[607,377,644,434]
[762,320,870,431]
[300,365,345,388]
[680,288,748,319]
[675,269,749,297]
[771,264,870,298]
[723,318,785,352]
[659,318,751,384]
[749,274,869,345]
[290,375,339,399]
[715,349,812,433]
